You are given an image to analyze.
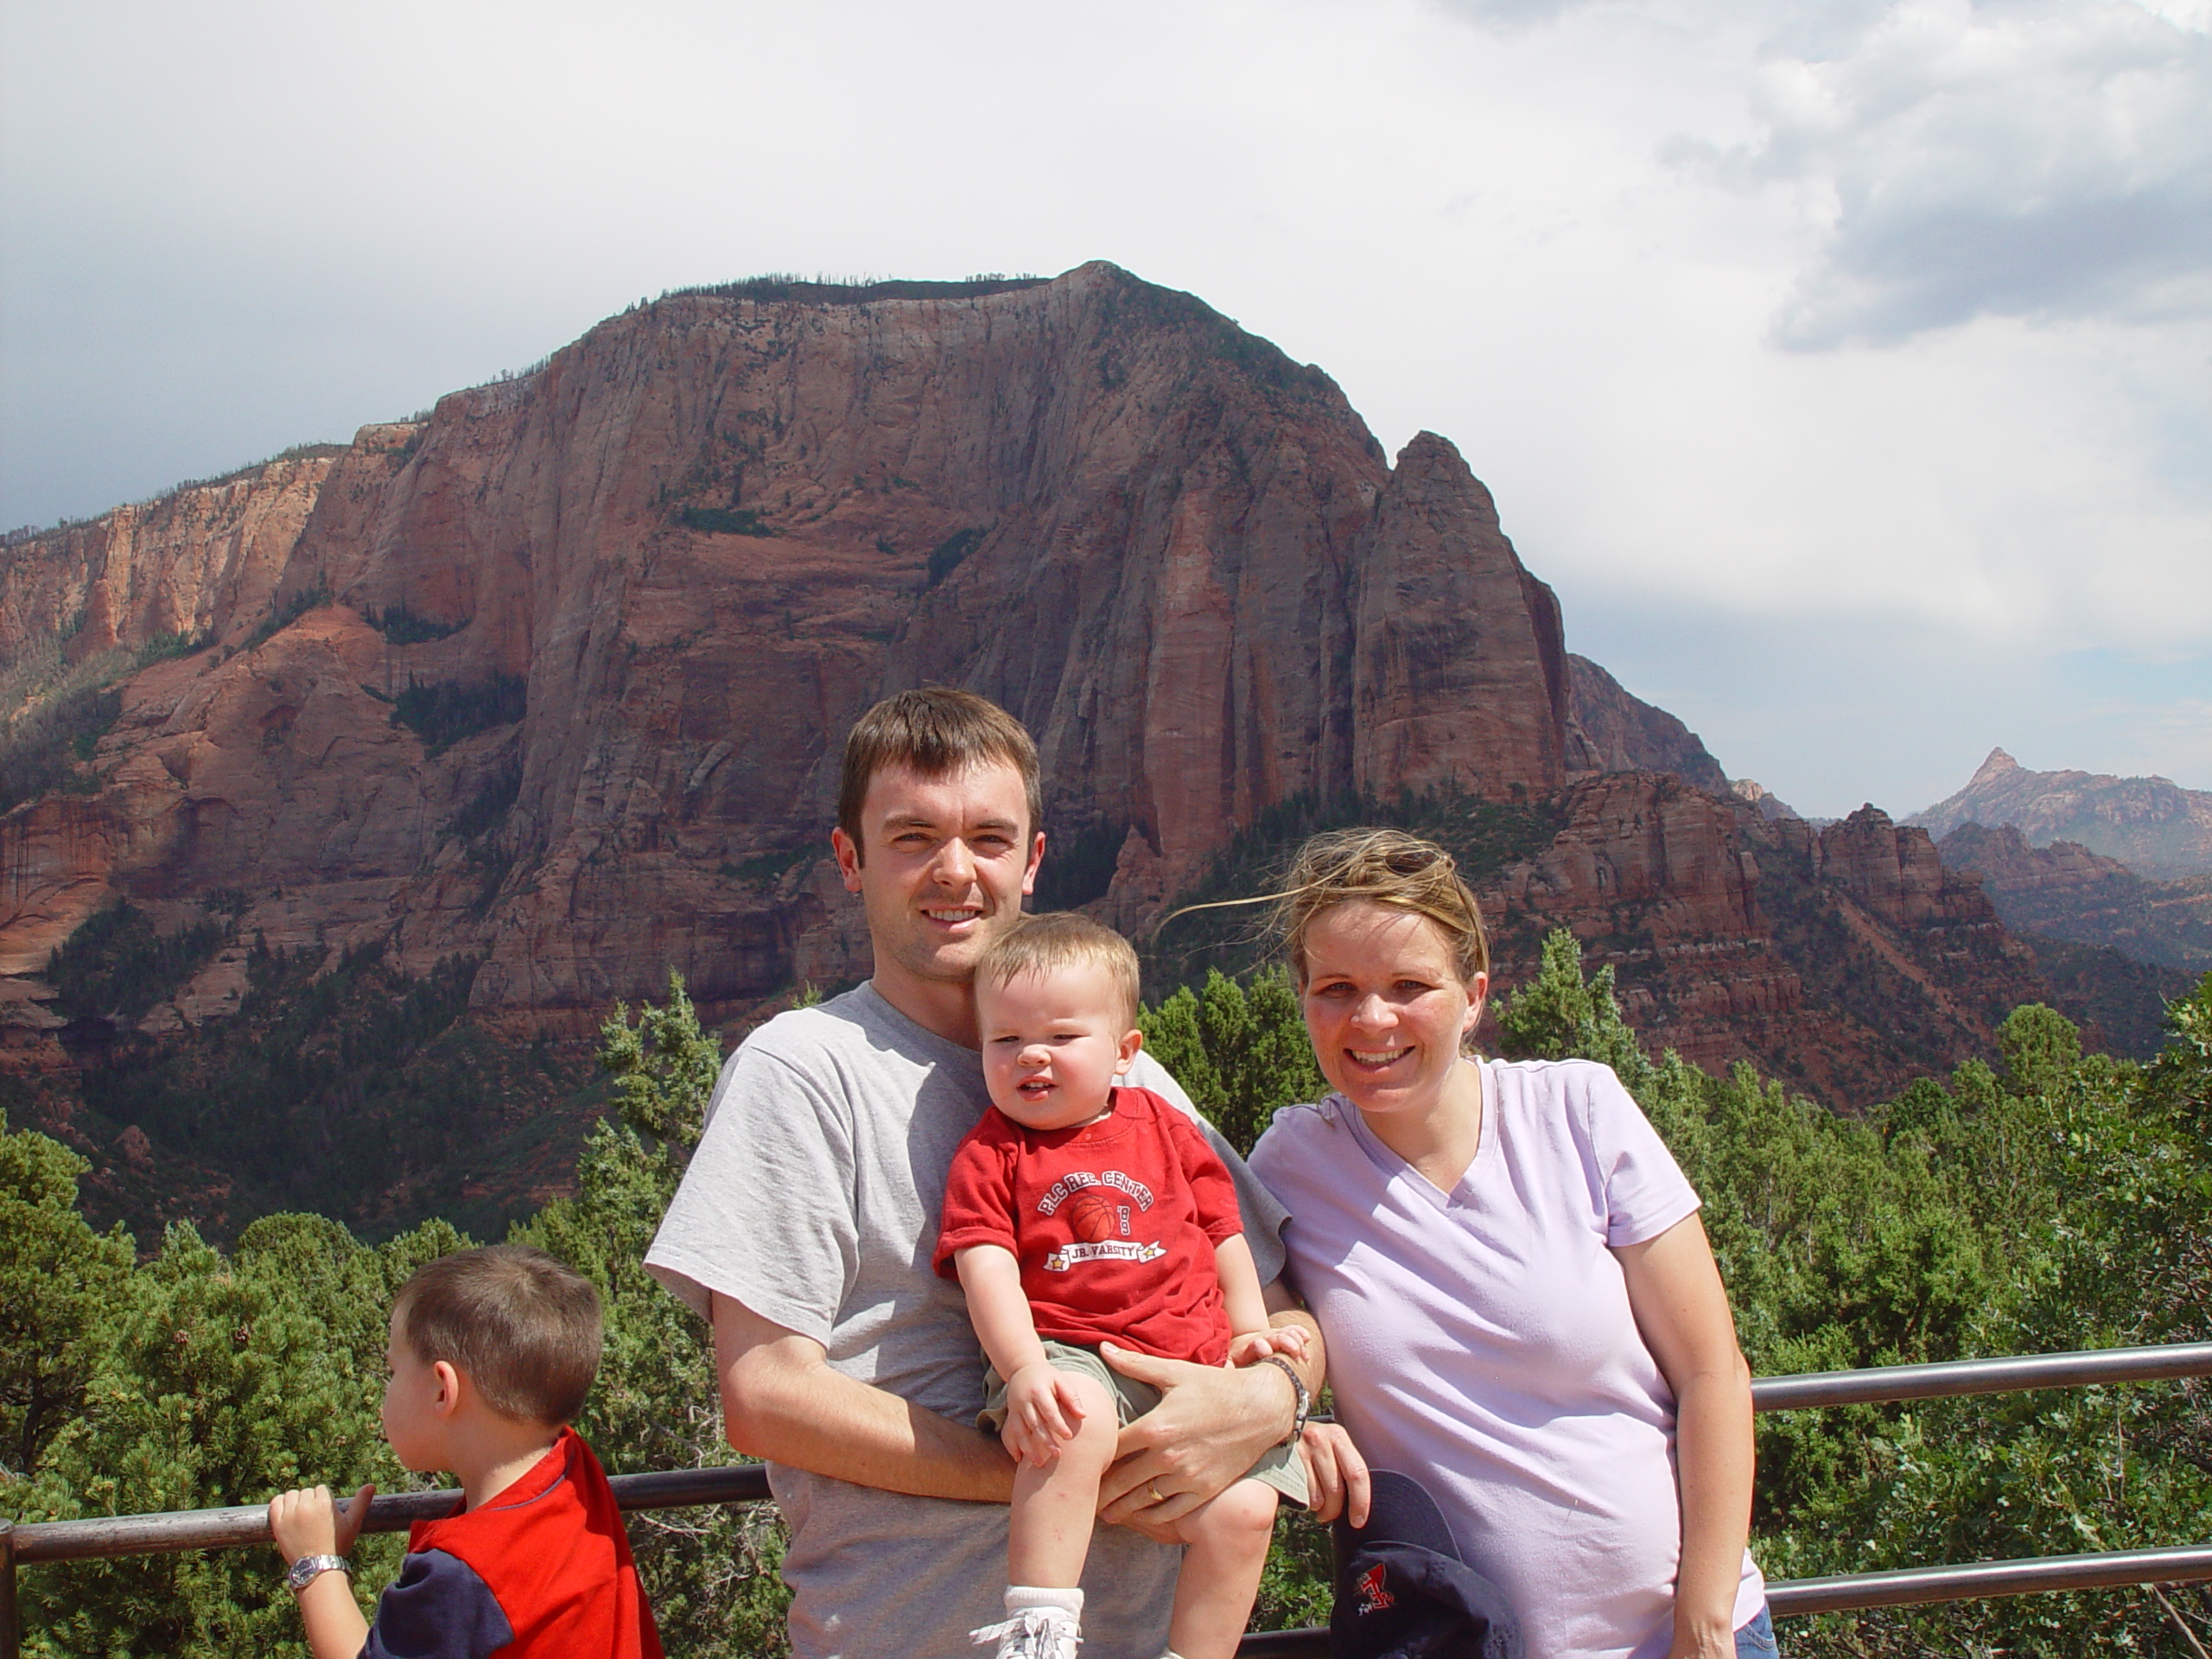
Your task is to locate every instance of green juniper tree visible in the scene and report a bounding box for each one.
[10,940,2210,1656]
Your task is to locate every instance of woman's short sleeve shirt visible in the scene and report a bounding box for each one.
[1249,1058,1764,1659]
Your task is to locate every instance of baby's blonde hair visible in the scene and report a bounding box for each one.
[976,912,1141,1029]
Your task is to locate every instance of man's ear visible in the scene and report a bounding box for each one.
[1115,1027,1144,1076]
[1020,830,1045,897]
[831,827,864,894]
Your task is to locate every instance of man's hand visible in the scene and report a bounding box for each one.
[1095,1341,1300,1535]
[1000,1361,1086,1467]
[268,1482,374,1565]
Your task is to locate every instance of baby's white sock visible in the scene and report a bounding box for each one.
[1006,1586,1084,1619]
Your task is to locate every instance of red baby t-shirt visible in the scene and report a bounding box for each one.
[933,1084,1244,1365]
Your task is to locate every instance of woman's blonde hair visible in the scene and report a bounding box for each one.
[1271,828,1490,988]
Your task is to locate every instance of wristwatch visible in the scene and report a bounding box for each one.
[284,1554,352,1593]
[1250,1354,1312,1446]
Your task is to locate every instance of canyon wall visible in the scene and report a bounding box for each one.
[1,266,1582,1046]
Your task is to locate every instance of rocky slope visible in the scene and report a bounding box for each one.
[1564,655,1730,793]
[0,264,2094,1230]
[1936,822,2212,971]
[1475,787,2050,1105]
[1910,747,2212,880]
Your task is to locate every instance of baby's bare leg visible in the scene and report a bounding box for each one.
[1166,1477,1280,1659]
[1007,1371,1119,1588]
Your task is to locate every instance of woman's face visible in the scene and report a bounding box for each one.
[1299,900,1486,1122]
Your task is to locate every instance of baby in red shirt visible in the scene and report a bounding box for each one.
[934,912,1307,1659]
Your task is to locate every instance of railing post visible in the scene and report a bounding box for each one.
[3,1516,20,1659]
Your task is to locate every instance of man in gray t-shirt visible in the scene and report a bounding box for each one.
[645,690,1320,1659]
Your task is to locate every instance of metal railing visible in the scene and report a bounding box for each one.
[5,1341,2209,1657]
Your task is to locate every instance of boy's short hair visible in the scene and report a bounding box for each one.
[836,687,1042,858]
[975,912,1141,1030]
[395,1245,601,1427]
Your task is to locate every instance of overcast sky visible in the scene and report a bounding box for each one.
[3,0,2207,817]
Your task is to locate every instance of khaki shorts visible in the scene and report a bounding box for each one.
[980,1338,1309,1508]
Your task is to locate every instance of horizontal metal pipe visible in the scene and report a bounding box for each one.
[1766,1543,2212,1616]
[1236,1628,1325,1656]
[11,1464,772,1565]
[1751,1343,2212,1411]
[1234,1547,2212,1655]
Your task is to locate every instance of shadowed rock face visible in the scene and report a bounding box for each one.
[1472,784,2048,1109]
[0,264,1581,1033]
[1564,654,1730,795]
[1939,821,2212,972]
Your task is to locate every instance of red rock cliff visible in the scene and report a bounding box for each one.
[1,265,1582,1033]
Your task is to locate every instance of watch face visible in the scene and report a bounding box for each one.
[288,1555,346,1591]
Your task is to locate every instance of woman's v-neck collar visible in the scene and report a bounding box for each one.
[1338,1058,1493,1211]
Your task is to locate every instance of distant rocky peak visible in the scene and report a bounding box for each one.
[1971,747,2020,785]
[1907,748,2212,880]
[1730,779,1802,822]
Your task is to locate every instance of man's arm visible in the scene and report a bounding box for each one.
[712,1291,1016,1503]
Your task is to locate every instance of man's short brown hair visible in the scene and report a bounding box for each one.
[975,912,1141,1031]
[395,1245,601,1427]
[836,687,1041,860]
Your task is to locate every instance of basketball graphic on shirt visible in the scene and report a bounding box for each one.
[1064,1189,1125,1243]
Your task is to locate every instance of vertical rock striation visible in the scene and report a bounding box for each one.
[1,265,1581,1032]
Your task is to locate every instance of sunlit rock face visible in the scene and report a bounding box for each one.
[0,265,1583,1036]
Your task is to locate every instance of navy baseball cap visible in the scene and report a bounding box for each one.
[1330,1470,1522,1659]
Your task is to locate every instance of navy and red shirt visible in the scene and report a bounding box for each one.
[362,1427,663,1659]
[934,1084,1244,1365]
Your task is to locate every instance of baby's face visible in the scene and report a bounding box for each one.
[976,962,1141,1135]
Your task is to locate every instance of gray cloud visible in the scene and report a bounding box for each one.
[1426,0,1592,31]
[1674,0,2212,347]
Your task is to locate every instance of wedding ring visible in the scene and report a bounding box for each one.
[1147,1483,1165,1503]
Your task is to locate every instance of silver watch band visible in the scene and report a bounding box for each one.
[285,1553,352,1592]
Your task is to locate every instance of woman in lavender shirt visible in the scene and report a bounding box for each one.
[1243,830,1776,1659]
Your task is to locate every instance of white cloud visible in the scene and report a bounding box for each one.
[1676,0,2212,346]
[4,0,2210,813]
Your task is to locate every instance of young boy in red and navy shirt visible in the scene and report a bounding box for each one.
[269,1244,662,1659]
[934,913,1308,1659]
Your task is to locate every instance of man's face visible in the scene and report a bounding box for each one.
[831,759,1043,1008]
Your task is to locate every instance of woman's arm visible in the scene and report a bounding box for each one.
[1614,1212,1754,1659]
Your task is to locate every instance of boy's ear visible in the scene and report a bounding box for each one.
[1114,1027,1144,1075]
[430,1359,465,1417]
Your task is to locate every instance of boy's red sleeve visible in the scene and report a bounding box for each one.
[932,1119,1020,1277]
[1162,1104,1245,1244]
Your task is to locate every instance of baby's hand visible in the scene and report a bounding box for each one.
[999,1362,1087,1467]
[269,1482,375,1565]
[1228,1324,1310,1366]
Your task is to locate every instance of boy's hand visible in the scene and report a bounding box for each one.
[1226,1324,1310,1365]
[999,1362,1086,1467]
[269,1482,375,1565]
